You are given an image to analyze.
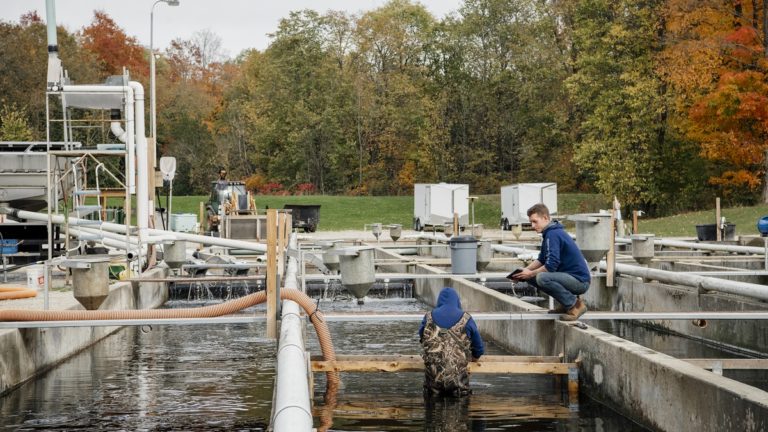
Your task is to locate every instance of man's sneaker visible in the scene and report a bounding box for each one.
[560,298,587,321]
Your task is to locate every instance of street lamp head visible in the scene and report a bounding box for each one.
[165,0,180,5]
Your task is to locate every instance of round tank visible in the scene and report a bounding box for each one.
[321,241,342,272]
[338,247,375,302]
[371,223,382,240]
[471,224,484,239]
[476,240,492,271]
[631,234,655,265]
[570,213,612,266]
[163,240,187,269]
[72,257,110,310]
[389,224,402,242]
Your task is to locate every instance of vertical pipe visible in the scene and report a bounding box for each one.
[716,197,722,241]
[44,0,58,48]
[44,0,62,88]
[129,82,148,245]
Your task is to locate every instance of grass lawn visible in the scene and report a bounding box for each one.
[147,193,611,232]
[107,193,768,237]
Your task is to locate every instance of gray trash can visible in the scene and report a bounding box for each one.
[449,236,478,274]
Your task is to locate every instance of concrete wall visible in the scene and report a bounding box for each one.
[586,267,768,355]
[0,267,168,395]
[377,249,768,432]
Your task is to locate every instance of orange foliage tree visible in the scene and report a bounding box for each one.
[661,1,768,201]
[79,11,148,78]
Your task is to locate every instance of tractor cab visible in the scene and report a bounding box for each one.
[206,180,249,233]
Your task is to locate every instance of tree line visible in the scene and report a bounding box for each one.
[1,1,767,216]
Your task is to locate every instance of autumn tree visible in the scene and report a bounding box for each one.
[353,0,443,194]
[0,11,100,138]
[661,1,768,203]
[79,11,148,78]
[565,0,707,214]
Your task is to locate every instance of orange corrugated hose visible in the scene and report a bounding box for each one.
[0,289,340,390]
[0,286,38,300]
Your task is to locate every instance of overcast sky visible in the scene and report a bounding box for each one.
[1,0,464,57]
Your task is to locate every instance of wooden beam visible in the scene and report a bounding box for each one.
[313,397,575,420]
[311,354,563,363]
[266,209,278,339]
[310,354,574,375]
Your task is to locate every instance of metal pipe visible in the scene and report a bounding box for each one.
[4,311,768,329]
[604,262,768,301]
[616,237,765,255]
[44,0,62,88]
[2,208,267,253]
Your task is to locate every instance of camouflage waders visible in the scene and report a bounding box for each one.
[421,312,472,397]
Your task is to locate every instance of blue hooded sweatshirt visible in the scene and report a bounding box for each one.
[538,222,591,283]
[418,287,484,359]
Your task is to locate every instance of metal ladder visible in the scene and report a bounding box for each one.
[71,159,105,245]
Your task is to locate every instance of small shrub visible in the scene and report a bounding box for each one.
[244,174,266,193]
[259,182,285,195]
[295,183,316,195]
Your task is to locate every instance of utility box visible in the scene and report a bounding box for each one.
[413,183,469,231]
[500,183,557,229]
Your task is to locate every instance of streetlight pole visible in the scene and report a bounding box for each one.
[150,0,179,144]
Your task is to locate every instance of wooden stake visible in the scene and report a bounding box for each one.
[715,197,722,241]
[267,209,278,339]
[199,202,204,234]
[632,210,639,235]
[453,212,459,236]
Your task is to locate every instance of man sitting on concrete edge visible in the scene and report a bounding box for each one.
[419,287,485,397]
[512,203,591,321]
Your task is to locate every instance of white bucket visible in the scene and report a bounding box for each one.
[26,266,45,291]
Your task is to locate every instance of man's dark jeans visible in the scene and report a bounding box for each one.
[526,272,589,309]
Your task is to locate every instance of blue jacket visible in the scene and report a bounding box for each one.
[418,287,484,359]
[538,222,591,283]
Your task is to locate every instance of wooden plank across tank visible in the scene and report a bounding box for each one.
[310,354,575,374]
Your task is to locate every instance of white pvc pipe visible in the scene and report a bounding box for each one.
[616,237,764,255]
[129,81,148,244]
[61,85,136,193]
[270,302,314,431]
[272,233,313,432]
[68,227,146,258]
[110,121,127,143]
[491,244,538,261]
[603,261,768,301]
[5,208,267,253]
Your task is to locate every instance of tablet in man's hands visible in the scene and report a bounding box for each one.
[506,268,524,280]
